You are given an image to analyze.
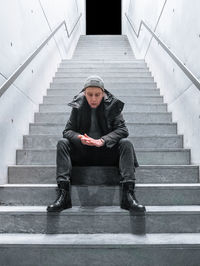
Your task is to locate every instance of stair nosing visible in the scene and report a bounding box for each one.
[0,205,200,214]
[0,233,200,246]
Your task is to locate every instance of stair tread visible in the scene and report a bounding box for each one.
[34,112,171,115]
[0,205,200,213]
[24,134,179,137]
[30,122,176,125]
[17,148,190,152]
[2,183,200,188]
[0,233,200,246]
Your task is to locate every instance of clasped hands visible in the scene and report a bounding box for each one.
[78,133,104,147]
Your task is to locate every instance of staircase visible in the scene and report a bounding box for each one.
[1,35,200,266]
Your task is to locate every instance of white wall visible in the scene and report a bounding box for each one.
[0,0,85,184]
[123,0,200,165]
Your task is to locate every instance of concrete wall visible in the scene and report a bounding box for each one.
[0,0,85,184]
[123,0,200,165]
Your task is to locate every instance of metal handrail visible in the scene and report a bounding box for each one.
[0,13,82,97]
[125,13,200,91]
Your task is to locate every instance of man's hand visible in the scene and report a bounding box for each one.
[78,133,105,147]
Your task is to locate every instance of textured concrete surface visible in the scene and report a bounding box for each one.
[1,234,200,266]
[39,103,167,113]
[23,134,182,149]
[29,122,177,136]
[8,165,199,184]
[34,112,173,124]
[0,206,200,234]
[1,184,200,206]
[43,95,163,104]
[16,148,190,165]
[48,87,160,95]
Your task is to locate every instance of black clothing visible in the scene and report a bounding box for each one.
[56,138,137,184]
[88,108,102,139]
[63,89,131,149]
[56,88,139,184]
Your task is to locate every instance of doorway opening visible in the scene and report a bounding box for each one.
[86,0,121,35]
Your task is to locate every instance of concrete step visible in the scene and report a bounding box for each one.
[63,57,140,60]
[77,39,130,42]
[61,58,143,61]
[23,135,182,149]
[76,42,132,45]
[1,184,200,206]
[49,83,158,91]
[75,45,132,48]
[76,44,132,47]
[52,77,154,83]
[78,39,130,42]
[55,72,152,78]
[43,95,164,104]
[34,112,172,123]
[0,205,200,234]
[57,67,149,73]
[73,50,133,53]
[73,52,134,55]
[0,233,200,266]
[73,53,134,56]
[60,62,147,68]
[8,165,199,184]
[74,55,135,62]
[77,41,131,44]
[74,50,133,54]
[78,40,130,43]
[79,34,128,38]
[76,46,132,50]
[39,103,167,113]
[29,122,177,136]
[72,56,136,60]
[47,88,160,96]
[59,63,147,69]
[75,44,132,47]
[16,148,190,165]
[77,40,130,43]
[74,51,134,54]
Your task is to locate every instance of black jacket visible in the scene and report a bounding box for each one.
[63,89,129,148]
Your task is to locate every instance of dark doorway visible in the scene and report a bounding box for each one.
[86,0,121,35]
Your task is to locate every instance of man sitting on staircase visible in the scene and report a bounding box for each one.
[47,75,146,213]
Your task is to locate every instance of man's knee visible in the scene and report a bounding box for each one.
[118,138,133,149]
[57,138,70,149]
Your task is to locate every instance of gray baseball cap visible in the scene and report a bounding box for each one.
[83,75,105,91]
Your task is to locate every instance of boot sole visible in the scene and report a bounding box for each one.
[46,204,72,212]
[120,204,146,213]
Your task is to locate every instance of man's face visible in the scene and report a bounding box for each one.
[84,87,104,108]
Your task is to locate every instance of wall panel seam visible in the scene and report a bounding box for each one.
[38,0,63,59]
[144,0,168,58]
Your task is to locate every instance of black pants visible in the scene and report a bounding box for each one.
[56,138,138,184]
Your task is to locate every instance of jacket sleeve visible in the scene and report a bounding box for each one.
[62,108,81,145]
[101,113,129,148]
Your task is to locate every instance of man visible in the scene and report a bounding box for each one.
[47,75,145,213]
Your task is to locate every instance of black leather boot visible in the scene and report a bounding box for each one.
[120,181,146,213]
[47,181,72,212]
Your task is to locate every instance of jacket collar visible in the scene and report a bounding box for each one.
[68,88,124,114]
